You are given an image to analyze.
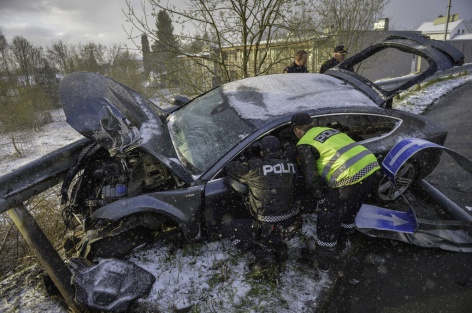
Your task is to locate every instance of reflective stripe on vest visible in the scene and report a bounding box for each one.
[297,127,379,187]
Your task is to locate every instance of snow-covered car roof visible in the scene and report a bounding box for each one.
[222,73,376,121]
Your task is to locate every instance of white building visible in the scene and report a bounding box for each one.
[416,14,471,40]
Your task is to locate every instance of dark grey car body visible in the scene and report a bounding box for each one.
[0,32,463,259]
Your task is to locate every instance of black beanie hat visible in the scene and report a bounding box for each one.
[260,135,281,154]
[291,112,312,127]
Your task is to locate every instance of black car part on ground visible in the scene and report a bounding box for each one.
[71,258,155,312]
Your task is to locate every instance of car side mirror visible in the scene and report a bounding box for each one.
[172,95,190,106]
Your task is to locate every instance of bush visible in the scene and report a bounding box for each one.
[0,185,65,279]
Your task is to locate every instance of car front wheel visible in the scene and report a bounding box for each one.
[375,161,418,203]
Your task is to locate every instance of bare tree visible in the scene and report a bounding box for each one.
[0,36,56,156]
[0,31,13,103]
[124,0,308,87]
[9,36,38,86]
[0,31,10,75]
[46,40,77,74]
[122,0,389,95]
[75,42,107,72]
[308,0,390,64]
[106,44,150,96]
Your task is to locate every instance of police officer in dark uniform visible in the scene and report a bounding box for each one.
[283,50,309,73]
[319,44,351,73]
[223,136,299,274]
[290,113,380,275]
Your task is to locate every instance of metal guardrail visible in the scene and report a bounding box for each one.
[376,63,472,90]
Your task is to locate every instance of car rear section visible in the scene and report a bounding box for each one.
[325,32,464,107]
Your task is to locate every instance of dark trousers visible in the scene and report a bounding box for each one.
[221,217,296,252]
[316,171,379,248]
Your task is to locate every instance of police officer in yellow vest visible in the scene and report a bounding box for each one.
[291,112,380,274]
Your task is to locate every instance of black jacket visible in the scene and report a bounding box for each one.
[295,144,325,199]
[225,153,297,221]
[319,58,339,73]
[283,62,308,73]
[319,58,354,73]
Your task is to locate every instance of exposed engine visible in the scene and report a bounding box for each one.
[63,144,177,214]
[60,143,181,257]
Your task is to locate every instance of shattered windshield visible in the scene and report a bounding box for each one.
[168,88,255,175]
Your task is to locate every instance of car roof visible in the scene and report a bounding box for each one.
[221,73,377,122]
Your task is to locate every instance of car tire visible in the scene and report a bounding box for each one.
[75,213,177,261]
[79,225,156,261]
[374,161,418,203]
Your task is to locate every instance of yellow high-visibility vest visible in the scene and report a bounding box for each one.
[297,127,379,187]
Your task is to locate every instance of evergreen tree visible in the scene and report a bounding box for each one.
[152,10,179,77]
[141,33,151,77]
[185,31,210,54]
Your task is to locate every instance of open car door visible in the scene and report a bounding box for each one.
[325,32,464,107]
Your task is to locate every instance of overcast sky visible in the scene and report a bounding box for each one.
[0,0,471,49]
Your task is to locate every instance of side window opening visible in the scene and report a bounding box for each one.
[355,48,428,90]
[315,114,399,142]
[213,114,399,180]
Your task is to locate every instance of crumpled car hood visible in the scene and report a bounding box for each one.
[59,72,167,156]
[59,72,194,183]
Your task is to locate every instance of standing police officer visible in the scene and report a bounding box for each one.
[319,45,351,73]
[290,113,380,274]
[283,50,309,73]
[224,136,299,275]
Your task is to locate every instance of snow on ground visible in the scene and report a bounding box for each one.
[0,73,471,312]
[393,73,472,113]
[0,109,83,174]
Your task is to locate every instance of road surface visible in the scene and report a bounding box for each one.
[320,83,472,313]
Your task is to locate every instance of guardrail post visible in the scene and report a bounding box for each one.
[415,180,472,222]
[6,204,85,313]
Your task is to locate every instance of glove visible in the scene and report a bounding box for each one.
[238,154,248,162]
[282,141,296,158]
[313,189,325,200]
[260,223,274,237]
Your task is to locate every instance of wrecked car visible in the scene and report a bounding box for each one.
[0,32,465,262]
[0,32,469,311]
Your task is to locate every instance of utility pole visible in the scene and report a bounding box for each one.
[444,0,452,41]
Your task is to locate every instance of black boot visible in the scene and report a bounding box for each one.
[248,248,276,274]
[338,229,357,258]
[313,245,336,273]
[275,242,289,263]
[248,247,280,281]
[300,246,317,263]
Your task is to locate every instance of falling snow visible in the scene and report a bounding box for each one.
[0,73,471,312]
